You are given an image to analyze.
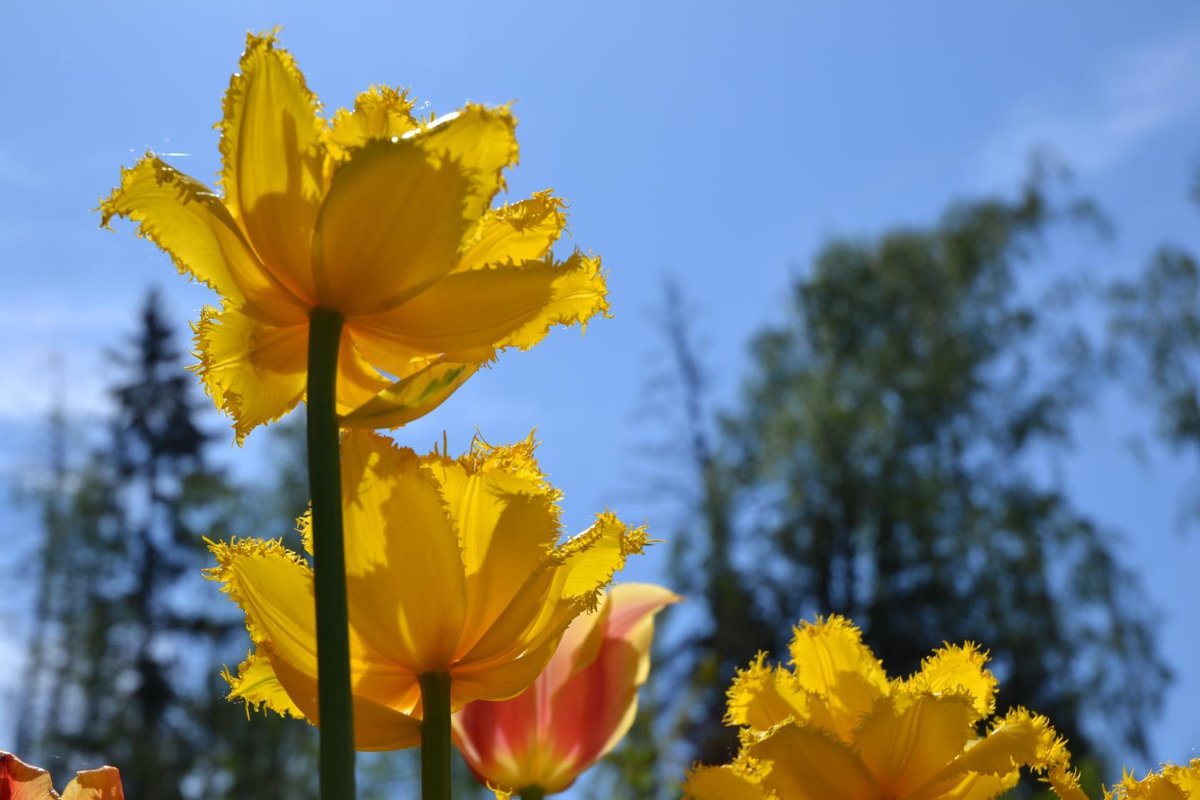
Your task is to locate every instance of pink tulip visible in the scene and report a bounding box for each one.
[453,583,680,797]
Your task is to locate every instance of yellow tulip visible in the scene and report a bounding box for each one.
[1105,760,1200,799]
[0,752,123,800]
[206,430,647,748]
[684,615,1084,800]
[100,32,608,443]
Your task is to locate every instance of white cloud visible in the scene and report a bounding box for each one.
[979,26,1200,185]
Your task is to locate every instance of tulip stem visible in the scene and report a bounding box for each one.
[419,671,453,800]
[518,788,546,800]
[307,307,356,799]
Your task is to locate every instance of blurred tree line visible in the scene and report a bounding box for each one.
[12,292,482,798]
[9,163,1197,799]
[598,166,1197,798]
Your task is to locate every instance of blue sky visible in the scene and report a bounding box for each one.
[2,0,1199,787]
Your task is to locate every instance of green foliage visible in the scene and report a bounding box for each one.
[650,175,1167,788]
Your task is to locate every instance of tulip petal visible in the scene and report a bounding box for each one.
[226,649,422,751]
[312,139,470,314]
[853,694,976,800]
[335,332,393,416]
[338,359,478,430]
[726,653,810,732]
[219,32,324,303]
[408,104,518,222]
[456,191,567,273]
[61,767,124,800]
[325,85,419,164]
[683,764,770,800]
[787,615,889,740]
[752,724,879,800]
[901,642,998,721]
[206,537,411,707]
[923,708,1062,790]
[353,251,609,362]
[424,437,562,653]
[541,584,678,792]
[98,155,302,323]
[340,431,467,672]
[192,303,307,443]
[224,650,306,719]
[1,752,56,800]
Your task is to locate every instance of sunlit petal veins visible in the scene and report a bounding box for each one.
[219,31,324,303]
[752,724,879,800]
[312,139,469,313]
[406,104,518,222]
[353,251,609,362]
[456,191,567,273]
[339,431,467,672]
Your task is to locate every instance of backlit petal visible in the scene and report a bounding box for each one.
[901,642,997,721]
[224,651,305,719]
[752,724,879,800]
[325,85,419,167]
[312,139,469,314]
[353,251,609,361]
[192,304,307,444]
[338,359,478,430]
[219,31,324,303]
[726,653,810,732]
[424,436,561,652]
[340,431,467,672]
[684,764,771,800]
[853,694,976,799]
[98,155,302,323]
[335,333,393,416]
[61,768,125,800]
[787,615,889,740]
[456,191,567,273]
[0,752,56,800]
[407,104,518,222]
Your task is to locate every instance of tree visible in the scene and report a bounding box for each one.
[659,173,1167,789]
[16,291,319,798]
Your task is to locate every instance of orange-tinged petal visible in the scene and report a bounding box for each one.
[787,615,889,740]
[354,251,609,362]
[1,752,56,800]
[338,359,478,430]
[325,85,419,166]
[752,723,879,800]
[219,31,324,303]
[456,191,567,273]
[98,155,303,324]
[853,694,976,800]
[683,764,771,800]
[538,584,678,791]
[192,304,307,444]
[407,104,518,222]
[312,139,470,314]
[339,431,467,672]
[900,642,997,721]
[60,768,124,800]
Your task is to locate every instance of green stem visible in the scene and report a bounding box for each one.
[307,308,356,799]
[518,787,547,800]
[419,671,453,800]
